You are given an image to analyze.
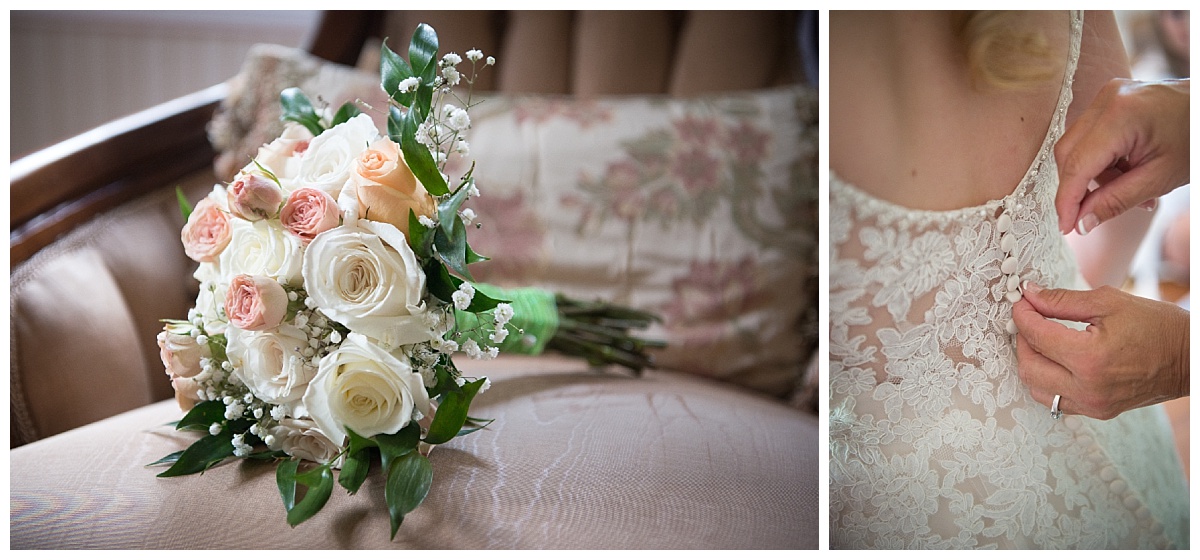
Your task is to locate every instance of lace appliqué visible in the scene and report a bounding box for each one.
[829,11,1188,549]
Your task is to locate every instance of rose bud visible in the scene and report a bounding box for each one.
[224,274,289,331]
[280,187,341,244]
[228,173,285,221]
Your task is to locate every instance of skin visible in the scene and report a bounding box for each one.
[1013,282,1189,419]
[1019,77,1191,420]
[1054,78,1190,236]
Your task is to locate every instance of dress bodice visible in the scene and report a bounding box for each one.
[829,11,1188,548]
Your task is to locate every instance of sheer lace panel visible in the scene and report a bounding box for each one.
[829,11,1188,549]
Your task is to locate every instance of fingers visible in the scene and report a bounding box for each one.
[1015,332,1075,405]
[1072,162,1165,235]
[1017,282,1104,324]
[1054,82,1121,233]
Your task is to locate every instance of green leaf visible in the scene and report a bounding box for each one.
[464,285,506,314]
[276,459,299,510]
[175,187,193,222]
[433,216,472,281]
[424,378,485,445]
[338,450,371,495]
[385,450,434,539]
[437,180,474,237]
[428,362,459,400]
[423,259,460,304]
[146,450,184,467]
[390,106,449,196]
[376,422,421,474]
[408,23,439,87]
[283,462,334,527]
[407,209,435,260]
[174,400,225,431]
[280,87,325,137]
[331,102,362,128]
[245,449,288,461]
[457,418,495,437]
[465,240,489,265]
[338,427,378,494]
[380,40,416,107]
[156,433,234,477]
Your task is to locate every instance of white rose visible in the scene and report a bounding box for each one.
[294,113,379,198]
[303,332,431,445]
[302,220,437,349]
[226,324,317,407]
[192,265,229,336]
[267,417,343,465]
[220,219,304,284]
[247,122,313,185]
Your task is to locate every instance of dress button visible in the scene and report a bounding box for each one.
[1006,274,1021,292]
[997,213,1012,233]
[1001,256,1018,274]
[1000,232,1016,253]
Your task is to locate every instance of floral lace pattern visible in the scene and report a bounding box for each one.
[829,11,1188,548]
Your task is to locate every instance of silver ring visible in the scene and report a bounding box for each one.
[1051,394,1063,420]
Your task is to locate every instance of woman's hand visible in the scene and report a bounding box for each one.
[1055,78,1190,235]
[1012,282,1189,420]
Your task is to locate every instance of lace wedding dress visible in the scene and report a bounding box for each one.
[829,11,1188,549]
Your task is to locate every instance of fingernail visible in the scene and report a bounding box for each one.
[1022,281,1042,295]
[1076,213,1099,236]
[1140,198,1159,211]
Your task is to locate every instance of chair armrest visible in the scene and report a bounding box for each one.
[10,83,228,266]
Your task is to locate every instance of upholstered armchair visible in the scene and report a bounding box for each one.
[11,11,818,549]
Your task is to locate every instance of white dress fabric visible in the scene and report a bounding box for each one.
[829,11,1188,549]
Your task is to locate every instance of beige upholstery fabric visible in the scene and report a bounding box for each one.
[10,171,214,446]
[11,356,818,549]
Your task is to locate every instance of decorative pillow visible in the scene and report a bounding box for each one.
[209,46,818,400]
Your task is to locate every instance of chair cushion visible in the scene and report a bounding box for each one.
[10,355,818,549]
[10,172,214,446]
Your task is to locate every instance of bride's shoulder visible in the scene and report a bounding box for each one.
[1071,11,1132,127]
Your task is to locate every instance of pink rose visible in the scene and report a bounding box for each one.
[280,187,340,244]
[157,328,209,380]
[228,173,284,221]
[353,138,436,236]
[224,274,289,331]
[181,197,231,262]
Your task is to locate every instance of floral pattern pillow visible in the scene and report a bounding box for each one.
[457,89,818,399]
[210,46,818,402]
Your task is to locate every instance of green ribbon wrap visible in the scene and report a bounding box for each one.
[453,284,559,355]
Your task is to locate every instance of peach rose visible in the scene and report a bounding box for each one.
[228,173,284,221]
[224,274,289,331]
[353,138,436,236]
[157,328,210,412]
[171,377,203,412]
[181,197,232,262]
[157,328,209,380]
[280,187,340,244]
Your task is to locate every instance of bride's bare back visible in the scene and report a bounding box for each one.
[831,11,1115,211]
[831,10,1148,288]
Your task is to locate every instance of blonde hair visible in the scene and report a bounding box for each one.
[956,11,1063,90]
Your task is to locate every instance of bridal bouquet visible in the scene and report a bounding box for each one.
[153,24,659,537]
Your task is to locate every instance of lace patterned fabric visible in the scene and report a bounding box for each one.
[829,11,1188,548]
